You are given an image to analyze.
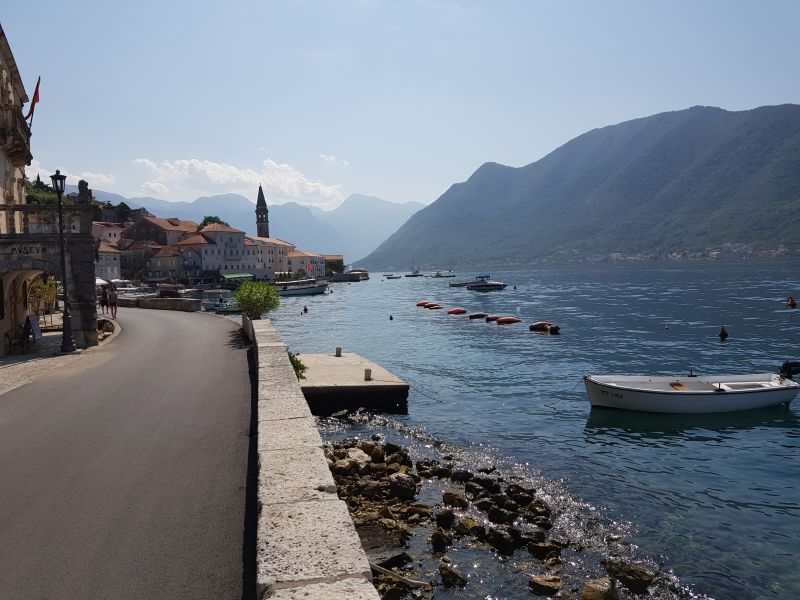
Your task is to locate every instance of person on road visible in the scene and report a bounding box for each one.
[108,287,118,319]
[99,286,108,315]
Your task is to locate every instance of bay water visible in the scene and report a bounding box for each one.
[269,259,800,599]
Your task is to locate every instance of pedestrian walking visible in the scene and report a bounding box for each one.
[109,287,119,319]
[99,286,108,315]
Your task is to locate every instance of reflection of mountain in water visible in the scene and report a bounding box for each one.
[583,405,800,443]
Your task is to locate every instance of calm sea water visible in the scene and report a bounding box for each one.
[269,259,800,600]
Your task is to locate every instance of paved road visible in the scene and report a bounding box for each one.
[0,307,251,600]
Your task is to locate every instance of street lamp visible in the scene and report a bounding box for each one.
[50,169,76,352]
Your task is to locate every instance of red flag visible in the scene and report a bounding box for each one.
[306,262,313,273]
[24,76,41,123]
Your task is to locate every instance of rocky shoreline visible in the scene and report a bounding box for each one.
[324,435,661,599]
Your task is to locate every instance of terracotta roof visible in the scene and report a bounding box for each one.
[93,221,125,228]
[117,239,164,251]
[247,235,295,247]
[98,242,121,253]
[175,233,210,245]
[151,246,182,258]
[143,215,199,232]
[199,223,243,233]
[288,250,323,258]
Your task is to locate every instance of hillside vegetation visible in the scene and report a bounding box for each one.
[359,105,800,269]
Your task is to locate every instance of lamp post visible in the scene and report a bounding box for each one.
[51,169,76,352]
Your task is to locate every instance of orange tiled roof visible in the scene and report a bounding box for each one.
[151,246,182,258]
[98,242,121,253]
[199,223,243,233]
[176,233,210,245]
[143,215,199,232]
[247,235,295,247]
[288,249,323,258]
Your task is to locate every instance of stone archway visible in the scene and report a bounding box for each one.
[1,237,98,353]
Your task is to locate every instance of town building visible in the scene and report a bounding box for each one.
[1,24,98,354]
[96,242,121,281]
[287,250,326,278]
[246,235,295,279]
[92,221,125,244]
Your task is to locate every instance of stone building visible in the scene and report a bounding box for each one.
[287,249,326,278]
[0,25,97,353]
[95,242,121,281]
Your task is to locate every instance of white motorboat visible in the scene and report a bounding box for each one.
[213,299,241,314]
[275,278,329,296]
[202,289,234,311]
[583,372,800,413]
[466,275,507,292]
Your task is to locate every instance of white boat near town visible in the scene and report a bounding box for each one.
[202,289,234,311]
[466,275,507,292]
[275,278,329,296]
[213,299,241,314]
[583,372,800,413]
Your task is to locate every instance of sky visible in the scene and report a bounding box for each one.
[4,1,800,210]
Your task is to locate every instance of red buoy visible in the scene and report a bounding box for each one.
[428,304,443,310]
[485,315,501,322]
[496,316,521,325]
[447,307,467,315]
[416,301,431,307]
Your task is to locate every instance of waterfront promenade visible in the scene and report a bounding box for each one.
[0,308,251,600]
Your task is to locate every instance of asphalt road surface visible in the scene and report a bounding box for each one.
[0,307,252,600]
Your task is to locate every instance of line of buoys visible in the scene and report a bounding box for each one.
[417,301,560,334]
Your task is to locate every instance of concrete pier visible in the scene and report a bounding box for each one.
[299,352,410,415]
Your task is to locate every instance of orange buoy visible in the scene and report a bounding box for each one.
[485,315,501,322]
[496,316,521,325]
[447,307,467,315]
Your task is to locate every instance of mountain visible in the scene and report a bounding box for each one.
[112,191,419,260]
[358,104,800,270]
[319,194,423,261]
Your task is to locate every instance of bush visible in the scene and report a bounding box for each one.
[287,350,307,380]
[234,281,280,319]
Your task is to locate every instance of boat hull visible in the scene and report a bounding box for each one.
[584,373,800,413]
[276,283,329,296]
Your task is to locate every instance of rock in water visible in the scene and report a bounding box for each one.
[601,558,656,594]
[528,574,563,595]
[581,577,619,600]
[388,472,417,500]
[439,561,468,587]
[434,508,456,529]
[442,489,469,508]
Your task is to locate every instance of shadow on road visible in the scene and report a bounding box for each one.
[241,341,258,600]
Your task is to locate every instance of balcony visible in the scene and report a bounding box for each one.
[0,107,33,167]
[0,204,93,239]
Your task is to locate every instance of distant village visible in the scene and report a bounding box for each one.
[90,183,344,286]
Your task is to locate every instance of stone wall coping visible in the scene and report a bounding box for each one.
[242,315,379,600]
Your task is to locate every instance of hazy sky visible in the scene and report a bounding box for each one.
[4,1,799,209]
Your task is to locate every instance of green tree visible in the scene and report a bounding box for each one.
[293,268,307,279]
[234,281,280,319]
[200,215,230,228]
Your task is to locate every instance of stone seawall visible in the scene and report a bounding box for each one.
[117,297,201,312]
[242,316,379,600]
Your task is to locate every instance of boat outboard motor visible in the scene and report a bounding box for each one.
[779,361,800,380]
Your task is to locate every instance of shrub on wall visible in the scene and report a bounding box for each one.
[234,281,280,319]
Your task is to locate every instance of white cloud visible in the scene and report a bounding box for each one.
[27,159,116,189]
[319,153,350,167]
[132,157,344,208]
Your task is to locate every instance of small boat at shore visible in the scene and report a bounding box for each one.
[276,278,329,296]
[214,299,241,314]
[583,372,800,413]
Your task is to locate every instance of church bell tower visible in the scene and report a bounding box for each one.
[255,184,269,238]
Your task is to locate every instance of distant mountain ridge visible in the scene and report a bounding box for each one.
[81,190,422,262]
[358,104,800,270]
